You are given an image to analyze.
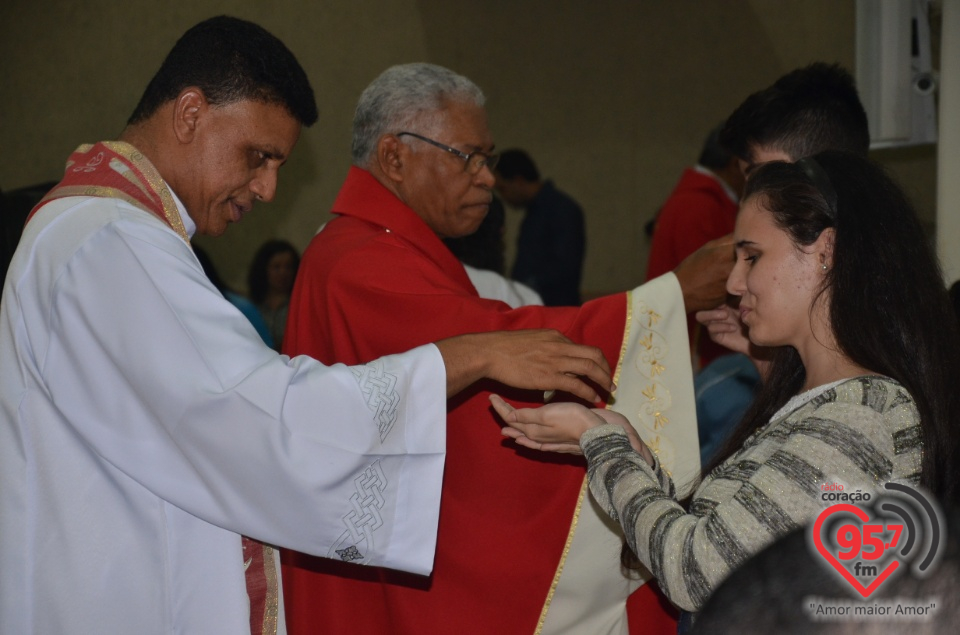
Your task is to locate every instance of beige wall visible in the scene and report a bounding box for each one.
[0,0,937,294]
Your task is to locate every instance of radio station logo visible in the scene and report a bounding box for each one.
[806,482,944,621]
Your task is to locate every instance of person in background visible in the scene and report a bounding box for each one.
[195,244,274,348]
[719,62,870,175]
[445,195,543,308]
[495,148,586,306]
[646,123,745,369]
[691,61,873,464]
[248,238,299,351]
[645,124,755,465]
[1,181,57,294]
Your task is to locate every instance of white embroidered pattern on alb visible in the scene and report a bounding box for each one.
[350,359,401,441]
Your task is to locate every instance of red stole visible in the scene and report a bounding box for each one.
[243,539,279,635]
[29,141,189,243]
[280,168,677,634]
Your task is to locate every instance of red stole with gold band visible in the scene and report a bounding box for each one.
[30,141,280,635]
[28,141,189,243]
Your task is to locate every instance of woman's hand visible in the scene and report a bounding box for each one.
[490,395,600,454]
[490,395,656,467]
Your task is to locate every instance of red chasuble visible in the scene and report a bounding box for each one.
[281,167,677,634]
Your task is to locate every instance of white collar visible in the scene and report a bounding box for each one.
[165,184,196,238]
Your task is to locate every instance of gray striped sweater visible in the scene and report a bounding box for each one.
[581,376,922,612]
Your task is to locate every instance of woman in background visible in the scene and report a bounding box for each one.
[491,151,960,614]
[195,245,274,348]
[248,239,300,352]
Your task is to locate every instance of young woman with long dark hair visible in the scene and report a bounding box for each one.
[491,151,960,613]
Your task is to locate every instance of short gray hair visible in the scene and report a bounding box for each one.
[351,63,486,166]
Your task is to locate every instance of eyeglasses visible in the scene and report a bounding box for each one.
[396,131,499,175]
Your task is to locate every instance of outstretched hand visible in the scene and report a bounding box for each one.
[490,394,656,466]
[436,329,614,402]
[490,394,599,454]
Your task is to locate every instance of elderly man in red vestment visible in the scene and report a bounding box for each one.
[281,63,731,634]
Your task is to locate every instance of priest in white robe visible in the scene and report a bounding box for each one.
[0,17,616,635]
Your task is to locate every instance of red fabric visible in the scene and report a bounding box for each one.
[281,167,677,634]
[28,142,168,227]
[646,168,738,368]
[242,537,269,635]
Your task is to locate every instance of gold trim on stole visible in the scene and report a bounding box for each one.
[533,479,588,634]
[103,141,189,243]
[261,545,279,635]
[534,274,700,634]
[533,291,635,635]
[53,142,190,244]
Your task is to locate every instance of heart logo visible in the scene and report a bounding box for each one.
[812,503,902,598]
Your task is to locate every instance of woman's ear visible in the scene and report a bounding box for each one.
[816,227,836,270]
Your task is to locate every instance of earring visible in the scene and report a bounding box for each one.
[821,264,828,271]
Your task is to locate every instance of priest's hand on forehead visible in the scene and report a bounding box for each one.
[435,329,613,403]
[674,234,735,313]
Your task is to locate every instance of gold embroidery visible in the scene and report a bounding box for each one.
[103,141,189,243]
[41,142,190,245]
[643,308,661,328]
[640,384,670,429]
[262,545,279,635]
[633,301,672,433]
[638,332,653,350]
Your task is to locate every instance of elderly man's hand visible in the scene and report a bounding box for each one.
[673,234,735,313]
[436,329,613,403]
